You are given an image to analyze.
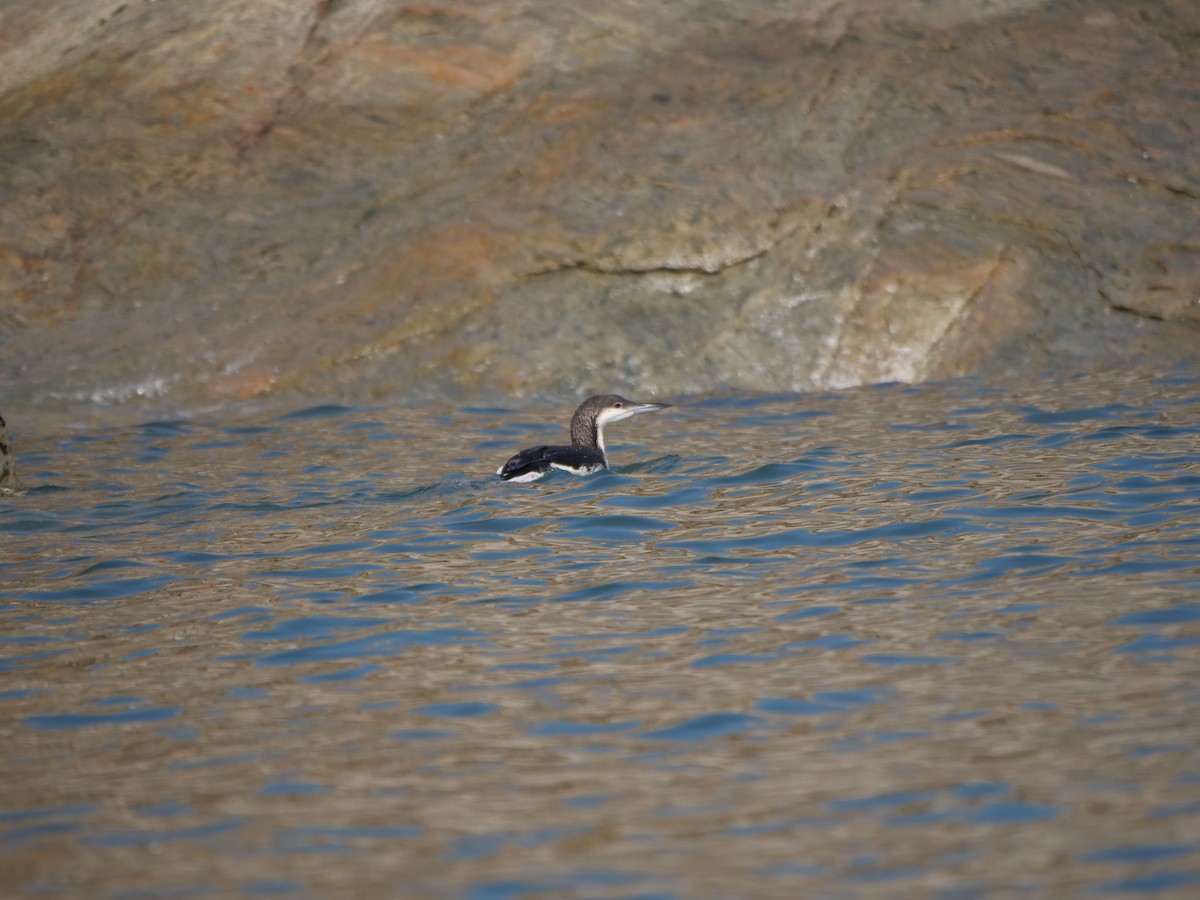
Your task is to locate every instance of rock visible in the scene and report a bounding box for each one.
[1,0,1197,414]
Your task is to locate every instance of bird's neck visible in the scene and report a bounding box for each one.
[570,415,606,460]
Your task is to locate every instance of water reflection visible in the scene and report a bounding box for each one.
[2,369,1200,896]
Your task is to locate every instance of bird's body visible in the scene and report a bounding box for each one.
[497,394,670,482]
[0,414,14,492]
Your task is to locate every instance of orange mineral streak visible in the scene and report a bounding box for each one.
[344,221,530,345]
[361,41,524,95]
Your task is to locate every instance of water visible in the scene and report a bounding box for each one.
[3,369,1200,897]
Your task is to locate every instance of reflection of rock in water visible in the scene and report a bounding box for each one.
[0,414,15,493]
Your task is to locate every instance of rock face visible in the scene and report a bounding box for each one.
[2,0,1198,411]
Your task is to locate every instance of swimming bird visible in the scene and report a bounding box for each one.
[0,413,15,493]
[497,394,671,482]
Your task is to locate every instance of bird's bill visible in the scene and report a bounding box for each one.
[599,401,671,425]
[629,401,670,414]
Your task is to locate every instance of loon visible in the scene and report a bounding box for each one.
[497,394,671,482]
[0,413,13,492]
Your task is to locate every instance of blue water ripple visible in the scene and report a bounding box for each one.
[965,801,1058,824]
[641,712,764,741]
[814,689,894,706]
[784,634,872,652]
[245,879,306,895]
[528,720,641,737]
[702,461,822,487]
[415,701,497,718]
[830,790,936,813]
[280,825,422,842]
[19,575,179,603]
[253,563,386,580]
[253,628,487,665]
[2,821,84,844]
[278,404,357,420]
[975,553,1074,575]
[24,706,181,729]
[1022,404,1142,425]
[0,650,69,673]
[1093,871,1200,894]
[1081,843,1196,864]
[664,516,981,553]
[551,580,692,603]
[354,584,449,605]
[863,654,957,666]
[939,632,1002,642]
[1084,560,1200,577]
[1112,635,1200,656]
[391,729,457,740]
[775,605,841,621]
[691,652,776,668]
[559,514,676,534]
[0,805,98,825]
[261,783,330,796]
[299,664,382,683]
[241,616,390,641]
[756,697,847,716]
[444,517,542,534]
[1109,605,1200,626]
[85,817,245,847]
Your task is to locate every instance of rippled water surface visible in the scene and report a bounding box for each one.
[3,369,1200,897]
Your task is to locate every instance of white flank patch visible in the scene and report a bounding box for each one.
[550,462,603,476]
[506,469,547,483]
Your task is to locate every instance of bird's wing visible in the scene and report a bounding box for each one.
[496,444,562,481]
[497,445,601,481]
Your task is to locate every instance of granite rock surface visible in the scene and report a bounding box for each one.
[1,0,1197,412]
